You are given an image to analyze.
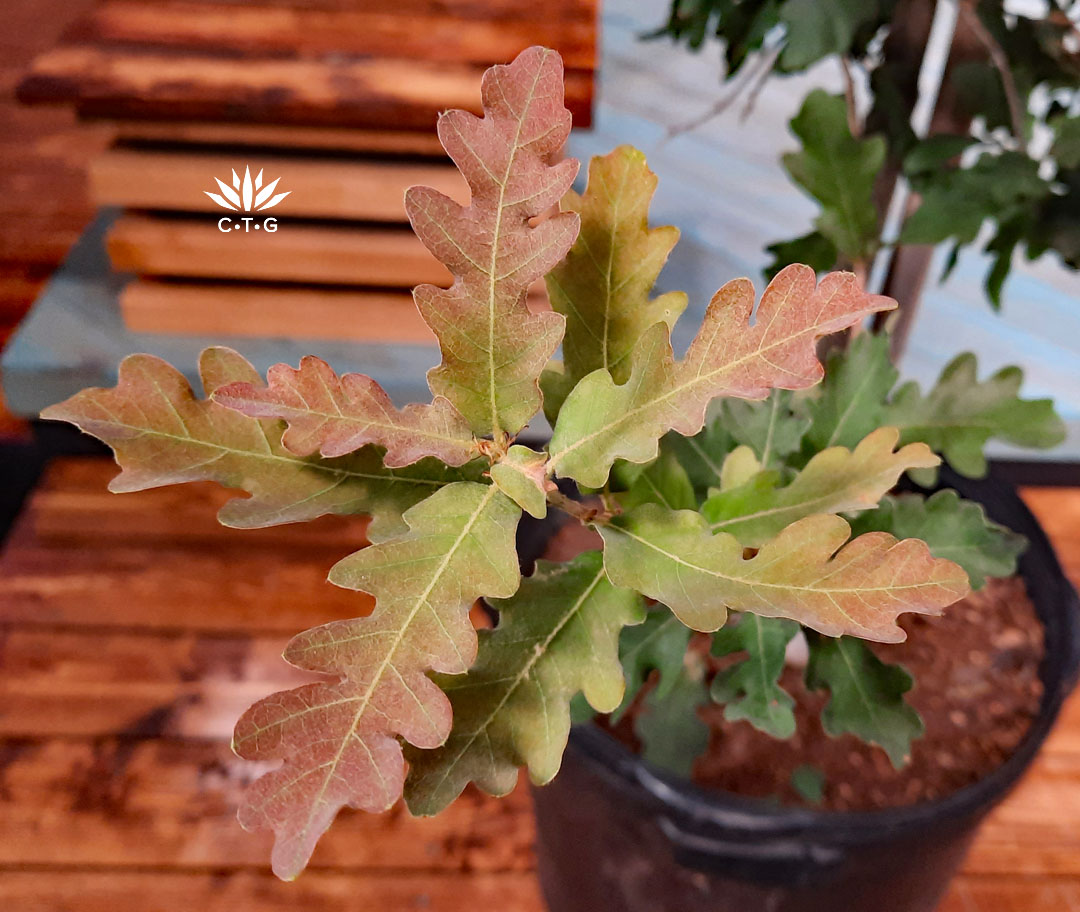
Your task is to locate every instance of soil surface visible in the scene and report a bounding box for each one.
[543,522,1046,812]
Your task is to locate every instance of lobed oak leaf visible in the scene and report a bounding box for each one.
[600,504,969,642]
[546,145,687,389]
[883,352,1065,478]
[39,347,475,537]
[404,551,644,815]
[711,614,800,739]
[850,489,1027,590]
[233,481,521,880]
[613,607,692,722]
[806,634,923,769]
[406,46,580,438]
[702,427,939,546]
[213,355,478,467]
[548,265,895,487]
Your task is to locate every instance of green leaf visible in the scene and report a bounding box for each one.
[781,90,886,263]
[659,421,735,497]
[711,614,799,738]
[765,230,838,280]
[39,347,476,539]
[233,482,521,879]
[702,427,939,546]
[404,551,645,814]
[883,353,1066,477]
[613,608,693,722]
[1051,114,1080,169]
[902,135,977,175]
[548,265,894,488]
[635,655,710,778]
[600,504,969,641]
[901,152,1050,246]
[618,449,697,513]
[718,445,762,492]
[849,490,1026,589]
[546,145,687,387]
[490,445,551,518]
[213,355,478,467]
[722,389,810,470]
[791,764,825,804]
[804,331,898,452]
[406,47,579,437]
[778,0,881,70]
[806,634,922,769]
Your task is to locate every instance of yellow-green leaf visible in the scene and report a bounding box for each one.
[600,504,969,642]
[702,427,939,546]
[490,444,551,518]
[548,265,895,487]
[546,145,687,388]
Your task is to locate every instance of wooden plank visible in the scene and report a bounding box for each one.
[18,47,595,129]
[0,628,302,739]
[107,214,452,287]
[90,146,468,221]
[102,119,447,156]
[940,876,1080,912]
[26,458,372,551]
[118,281,438,344]
[0,737,534,872]
[0,869,543,910]
[1021,487,1080,588]
[0,538,371,634]
[72,0,597,70]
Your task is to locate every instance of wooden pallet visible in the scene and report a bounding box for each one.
[107,214,452,286]
[0,459,1078,910]
[17,0,597,129]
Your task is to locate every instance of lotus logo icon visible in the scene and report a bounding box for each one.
[206,166,290,233]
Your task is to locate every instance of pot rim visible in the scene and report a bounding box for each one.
[560,469,1080,845]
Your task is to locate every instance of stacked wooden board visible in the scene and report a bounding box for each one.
[16,0,597,343]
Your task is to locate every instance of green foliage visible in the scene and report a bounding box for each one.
[790,764,826,804]
[803,331,898,452]
[779,91,886,266]
[548,266,893,487]
[635,654,711,777]
[721,390,810,470]
[490,445,551,518]
[711,614,799,738]
[655,0,1080,308]
[614,608,694,722]
[405,552,645,814]
[850,490,1026,590]
[702,427,938,546]
[806,634,922,769]
[884,353,1066,478]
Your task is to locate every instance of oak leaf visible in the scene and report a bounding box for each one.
[548,265,895,487]
[404,551,644,814]
[213,355,478,467]
[40,347,474,537]
[233,481,521,879]
[546,145,687,388]
[406,46,579,437]
[600,504,969,642]
[702,427,939,546]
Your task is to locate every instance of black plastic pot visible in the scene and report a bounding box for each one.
[527,470,1080,912]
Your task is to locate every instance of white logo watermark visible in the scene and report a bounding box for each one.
[205,166,290,233]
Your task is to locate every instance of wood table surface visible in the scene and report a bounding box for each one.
[0,457,1077,911]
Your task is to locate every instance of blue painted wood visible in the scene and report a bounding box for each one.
[1,212,439,415]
